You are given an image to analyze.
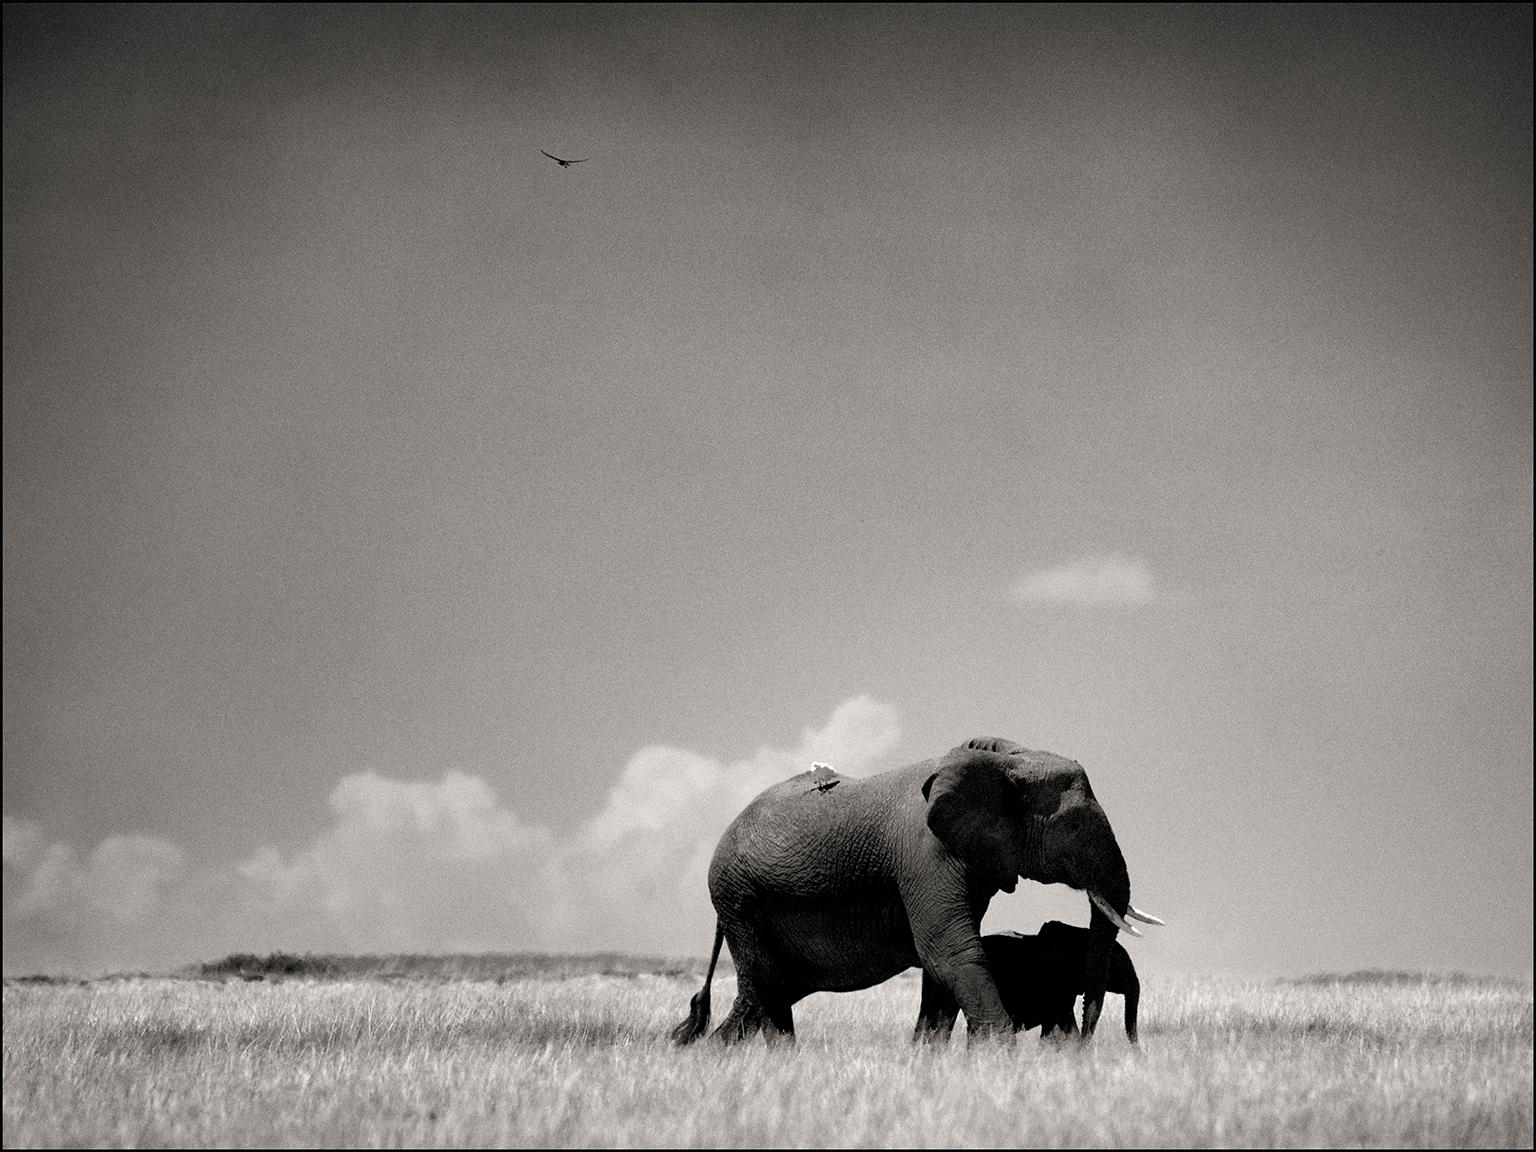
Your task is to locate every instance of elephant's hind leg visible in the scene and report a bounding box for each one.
[711,995,767,1044]
[710,989,796,1045]
[708,918,797,1045]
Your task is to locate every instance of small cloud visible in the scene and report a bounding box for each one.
[1011,554,1157,604]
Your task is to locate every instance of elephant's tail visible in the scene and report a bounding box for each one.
[669,920,724,1045]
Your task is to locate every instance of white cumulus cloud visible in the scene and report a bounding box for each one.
[2,695,908,972]
[552,694,903,955]
[1011,554,1157,604]
[3,815,186,929]
[236,769,556,953]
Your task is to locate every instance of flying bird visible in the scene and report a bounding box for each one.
[541,149,589,168]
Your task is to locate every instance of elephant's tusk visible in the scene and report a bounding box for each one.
[1089,890,1142,936]
[1127,903,1165,926]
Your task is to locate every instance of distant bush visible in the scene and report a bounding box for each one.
[1282,969,1527,988]
[185,951,719,983]
[193,953,344,980]
[2,974,80,986]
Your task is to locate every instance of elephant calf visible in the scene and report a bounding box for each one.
[916,921,1140,1043]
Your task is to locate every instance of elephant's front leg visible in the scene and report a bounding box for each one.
[904,887,1013,1040]
[935,958,1014,1040]
[913,969,960,1043]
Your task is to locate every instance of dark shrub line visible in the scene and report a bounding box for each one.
[182,951,721,982]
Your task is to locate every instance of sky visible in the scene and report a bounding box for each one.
[3,4,1531,980]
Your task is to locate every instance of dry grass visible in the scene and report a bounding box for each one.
[3,961,1530,1148]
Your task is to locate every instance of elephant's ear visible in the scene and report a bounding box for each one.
[922,749,1026,891]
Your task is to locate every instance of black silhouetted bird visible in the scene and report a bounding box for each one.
[541,149,589,168]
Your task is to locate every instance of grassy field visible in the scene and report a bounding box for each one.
[3,956,1530,1148]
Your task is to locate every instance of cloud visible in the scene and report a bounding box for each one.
[1011,554,1157,604]
[2,814,49,871]
[1,696,905,972]
[554,694,903,955]
[235,769,556,953]
[3,815,186,929]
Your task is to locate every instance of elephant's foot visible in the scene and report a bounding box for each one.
[710,997,770,1044]
[912,1017,957,1045]
[964,1024,1017,1048]
[710,1014,761,1044]
[763,1002,796,1044]
[762,1024,796,1047]
[710,995,796,1047]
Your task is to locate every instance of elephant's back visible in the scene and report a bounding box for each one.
[708,761,930,900]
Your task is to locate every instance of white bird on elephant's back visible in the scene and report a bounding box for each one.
[810,762,839,792]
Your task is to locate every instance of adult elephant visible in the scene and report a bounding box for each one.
[671,736,1161,1045]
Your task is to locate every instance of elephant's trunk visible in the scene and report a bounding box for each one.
[1122,959,1140,1044]
[1080,905,1117,1039]
[1079,847,1130,1041]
